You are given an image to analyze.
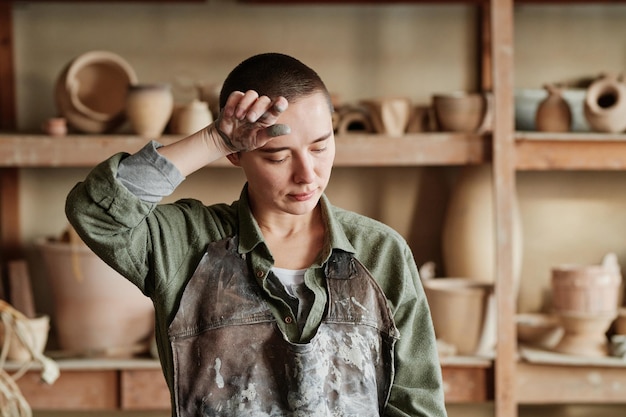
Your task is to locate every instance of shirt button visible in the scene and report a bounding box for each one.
[256,270,264,278]
[284,316,293,324]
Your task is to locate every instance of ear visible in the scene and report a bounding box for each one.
[226,152,241,167]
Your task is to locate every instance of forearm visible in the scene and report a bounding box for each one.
[156,123,233,177]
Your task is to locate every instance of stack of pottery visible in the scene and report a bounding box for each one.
[55,50,137,133]
[551,253,622,357]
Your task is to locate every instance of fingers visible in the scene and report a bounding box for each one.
[224,90,288,126]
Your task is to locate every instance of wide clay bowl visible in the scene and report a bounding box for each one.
[55,50,137,133]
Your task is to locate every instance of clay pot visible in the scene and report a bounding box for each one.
[37,238,154,356]
[360,97,412,136]
[196,82,222,120]
[335,106,374,135]
[584,73,626,133]
[535,84,572,132]
[442,165,523,289]
[126,84,174,139]
[55,50,137,133]
[553,312,616,357]
[170,99,213,135]
[551,253,622,316]
[422,277,495,356]
[41,117,68,137]
[432,92,492,133]
[516,313,563,350]
[0,315,50,362]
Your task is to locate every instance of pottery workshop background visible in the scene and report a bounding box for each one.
[9,2,626,416]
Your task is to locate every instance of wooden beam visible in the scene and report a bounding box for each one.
[0,2,16,131]
[490,0,517,417]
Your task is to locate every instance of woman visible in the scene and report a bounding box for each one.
[66,52,447,417]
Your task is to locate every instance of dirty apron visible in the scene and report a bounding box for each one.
[168,236,399,416]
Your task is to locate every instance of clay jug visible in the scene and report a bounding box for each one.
[126,83,174,139]
[442,165,523,291]
[535,84,572,132]
[584,74,626,133]
[171,99,213,135]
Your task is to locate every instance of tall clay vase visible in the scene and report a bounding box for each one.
[442,165,523,291]
[126,83,174,139]
[584,74,626,133]
[535,84,572,132]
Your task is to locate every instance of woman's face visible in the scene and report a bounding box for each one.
[230,91,335,218]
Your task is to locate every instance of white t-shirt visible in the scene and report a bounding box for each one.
[271,266,306,298]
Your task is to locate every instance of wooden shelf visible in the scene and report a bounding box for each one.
[0,132,490,168]
[515,132,626,170]
[517,362,626,404]
[5,357,492,410]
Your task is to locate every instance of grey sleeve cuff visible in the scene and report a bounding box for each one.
[116,140,185,203]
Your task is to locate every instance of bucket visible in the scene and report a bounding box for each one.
[37,238,154,356]
[423,278,495,356]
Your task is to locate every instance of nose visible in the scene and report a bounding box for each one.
[292,153,316,184]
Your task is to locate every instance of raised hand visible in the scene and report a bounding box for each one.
[215,90,290,153]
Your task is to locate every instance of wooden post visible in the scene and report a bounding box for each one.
[489,0,517,416]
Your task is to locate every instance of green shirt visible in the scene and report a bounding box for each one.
[65,151,447,417]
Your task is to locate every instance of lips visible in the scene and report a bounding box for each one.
[290,190,317,201]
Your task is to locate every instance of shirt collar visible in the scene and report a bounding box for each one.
[236,184,356,261]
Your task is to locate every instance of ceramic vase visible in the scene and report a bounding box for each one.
[535,84,572,132]
[170,99,213,135]
[442,164,523,289]
[584,73,626,133]
[126,83,174,139]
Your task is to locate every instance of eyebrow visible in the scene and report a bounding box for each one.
[258,131,332,154]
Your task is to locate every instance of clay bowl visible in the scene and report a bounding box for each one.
[55,50,137,133]
[516,313,563,349]
[432,92,491,133]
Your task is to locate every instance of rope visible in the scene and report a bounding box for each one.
[0,300,60,417]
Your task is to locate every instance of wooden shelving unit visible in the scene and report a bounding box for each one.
[2,1,626,416]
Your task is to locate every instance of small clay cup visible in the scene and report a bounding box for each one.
[432,92,492,133]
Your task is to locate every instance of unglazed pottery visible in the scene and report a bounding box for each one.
[553,311,616,357]
[551,254,622,357]
[126,84,174,139]
[55,50,137,133]
[37,236,154,356]
[360,97,412,136]
[432,92,492,133]
[442,165,523,290]
[535,84,572,132]
[551,253,622,315]
[41,117,67,137]
[584,73,626,133]
[170,99,213,135]
[422,275,495,356]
